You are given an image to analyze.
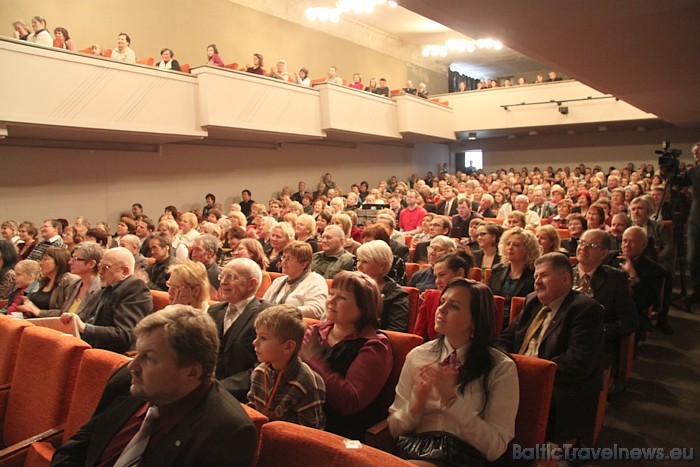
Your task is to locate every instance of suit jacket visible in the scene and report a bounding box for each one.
[630,254,665,332]
[208,298,271,402]
[51,365,257,467]
[478,207,496,218]
[587,265,638,342]
[495,290,604,442]
[644,219,673,272]
[413,240,430,264]
[436,199,459,217]
[81,275,153,353]
[390,240,410,263]
[530,203,556,219]
[451,212,483,238]
[472,249,502,269]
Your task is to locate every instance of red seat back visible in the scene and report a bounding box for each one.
[510,296,526,324]
[151,290,170,312]
[0,317,33,385]
[401,286,420,333]
[492,295,505,340]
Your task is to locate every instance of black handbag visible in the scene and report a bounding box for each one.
[395,431,485,466]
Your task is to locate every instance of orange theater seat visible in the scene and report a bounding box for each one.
[558,228,571,239]
[77,46,92,54]
[151,290,170,312]
[401,286,420,333]
[103,49,112,58]
[257,421,413,467]
[136,57,154,66]
[325,279,333,291]
[468,267,482,282]
[405,263,420,281]
[492,295,505,340]
[179,63,190,73]
[256,272,272,299]
[0,317,33,385]
[509,296,526,324]
[377,331,423,416]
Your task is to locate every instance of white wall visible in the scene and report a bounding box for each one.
[0,142,449,226]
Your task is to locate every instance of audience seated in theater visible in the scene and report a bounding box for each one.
[488,227,539,326]
[29,218,66,262]
[357,240,409,332]
[536,224,565,255]
[157,47,180,71]
[12,19,32,41]
[294,214,319,253]
[472,222,503,270]
[166,260,211,311]
[463,218,484,251]
[301,271,393,440]
[86,227,110,248]
[1,220,20,249]
[52,305,257,467]
[457,81,467,92]
[0,240,18,299]
[157,219,188,262]
[53,27,76,51]
[325,65,343,85]
[248,304,326,428]
[549,198,572,229]
[586,204,610,232]
[364,77,378,93]
[191,234,222,298]
[402,80,417,96]
[496,252,604,445]
[506,210,527,229]
[561,213,586,256]
[62,247,153,353]
[390,279,518,463]
[348,73,363,90]
[375,212,407,253]
[269,59,290,81]
[414,216,451,264]
[90,44,104,56]
[28,16,52,46]
[360,223,407,286]
[534,73,545,84]
[263,241,327,320]
[147,232,176,291]
[575,190,592,216]
[19,246,76,316]
[411,212,433,245]
[208,257,272,401]
[310,225,356,279]
[530,188,556,219]
[413,250,474,341]
[1,259,39,314]
[546,70,563,82]
[477,193,497,218]
[503,194,540,229]
[119,234,148,280]
[233,238,270,272]
[374,77,390,97]
[294,67,311,86]
[135,217,155,257]
[16,221,39,260]
[331,213,361,255]
[206,43,224,67]
[417,82,429,99]
[408,236,458,294]
[111,217,136,248]
[177,212,200,247]
[111,32,136,63]
[267,222,296,273]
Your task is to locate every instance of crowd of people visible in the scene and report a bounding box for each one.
[454,70,567,92]
[2,148,699,465]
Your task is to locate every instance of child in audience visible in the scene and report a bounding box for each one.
[248,305,326,429]
[2,260,40,315]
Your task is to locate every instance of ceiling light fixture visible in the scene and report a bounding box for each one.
[307,0,396,22]
[421,38,503,58]
[468,132,477,141]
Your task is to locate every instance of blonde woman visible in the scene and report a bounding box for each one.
[166,261,210,311]
[157,219,188,262]
[177,212,199,247]
[267,222,296,273]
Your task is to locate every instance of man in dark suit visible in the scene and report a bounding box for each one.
[451,198,483,238]
[575,229,638,365]
[529,188,556,219]
[64,247,153,354]
[51,306,257,467]
[496,252,604,444]
[477,193,497,218]
[208,258,270,402]
[291,181,308,204]
[436,185,459,217]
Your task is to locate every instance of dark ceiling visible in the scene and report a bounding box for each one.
[399,0,700,128]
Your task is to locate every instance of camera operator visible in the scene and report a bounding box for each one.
[675,142,700,305]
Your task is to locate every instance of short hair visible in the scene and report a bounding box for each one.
[254,305,306,355]
[44,219,63,236]
[164,205,179,220]
[536,225,561,251]
[73,241,104,272]
[228,211,247,228]
[330,271,382,331]
[434,250,474,274]
[139,216,155,231]
[14,259,40,277]
[158,219,180,237]
[106,247,136,274]
[323,224,345,240]
[432,215,452,233]
[54,27,70,40]
[357,240,393,276]
[1,220,18,236]
[624,226,648,248]
[150,232,172,250]
[168,261,210,306]
[135,305,219,381]
[361,223,390,244]
[612,213,633,229]
[534,252,573,285]
[272,222,296,242]
[19,221,38,238]
[195,234,219,254]
[429,235,457,252]
[224,257,263,293]
[242,189,252,196]
[630,196,652,213]
[283,241,313,267]
[180,212,199,230]
[375,213,396,231]
[296,214,317,234]
[118,32,131,45]
[567,213,587,230]
[236,239,269,271]
[205,193,216,202]
[584,229,612,250]
[331,213,353,237]
[507,210,527,227]
[159,48,174,57]
[478,222,504,245]
[499,227,541,267]
[118,217,136,234]
[86,228,109,247]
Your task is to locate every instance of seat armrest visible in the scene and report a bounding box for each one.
[0,424,65,461]
[365,419,397,454]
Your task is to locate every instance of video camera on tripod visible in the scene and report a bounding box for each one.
[656,140,682,178]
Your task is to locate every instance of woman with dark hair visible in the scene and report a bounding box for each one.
[206,44,224,67]
[157,47,180,71]
[53,27,76,50]
[315,211,332,236]
[586,204,608,231]
[472,222,503,270]
[18,247,78,315]
[17,221,39,260]
[20,242,103,317]
[246,53,265,75]
[85,227,110,248]
[413,250,474,341]
[575,190,592,216]
[294,67,310,87]
[301,271,393,440]
[388,279,518,464]
[561,213,587,256]
[0,240,19,299]
[233,238,270,271]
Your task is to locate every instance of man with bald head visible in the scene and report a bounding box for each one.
[208,257,271,401]
[619,226,666,336]
[61,247,153,353]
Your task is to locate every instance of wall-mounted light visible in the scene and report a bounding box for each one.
[422,38,503,58]
[468,132,477,141]
[558,106,569,115]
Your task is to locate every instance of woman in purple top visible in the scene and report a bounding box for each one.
[206,44,224,67]
[246,53,265,75]
[301,270,393,440]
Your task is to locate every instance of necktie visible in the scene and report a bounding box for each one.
[518,306,552,354]
[442,350,461,369]
[113,405,159,467]
[223,305,238,334]
[577,273,591,295]
[446,201,452,215]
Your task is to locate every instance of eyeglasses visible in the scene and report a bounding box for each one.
[71,256,87,262]
[476,232,490,237]
[428,247,447,254]
[218,273,238,282]
[280,256,298,262]
[166,280,191,290]
[578,240,604,250]
[99,264,115,272]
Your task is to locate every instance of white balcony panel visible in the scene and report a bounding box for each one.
[394,95,456,142]
[192,67,324,143]
[0,38,206,144]
[437,81,657,134]
[316,83,401,142]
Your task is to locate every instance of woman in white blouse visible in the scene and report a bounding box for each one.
[388,279,519,464]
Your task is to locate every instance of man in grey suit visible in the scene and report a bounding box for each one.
[52,306,257,467]
[63,247,153,353]
[207,258,270,402]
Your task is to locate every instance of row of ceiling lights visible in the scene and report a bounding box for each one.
[306,0,398,23]
[422,38,503,57]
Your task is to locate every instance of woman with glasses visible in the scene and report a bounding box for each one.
[408,236,458,293]
[17,246,83,317]
[166,261,210,311]
[262,241,327,319]
[472,222,503,270]
[17,221,39,260]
